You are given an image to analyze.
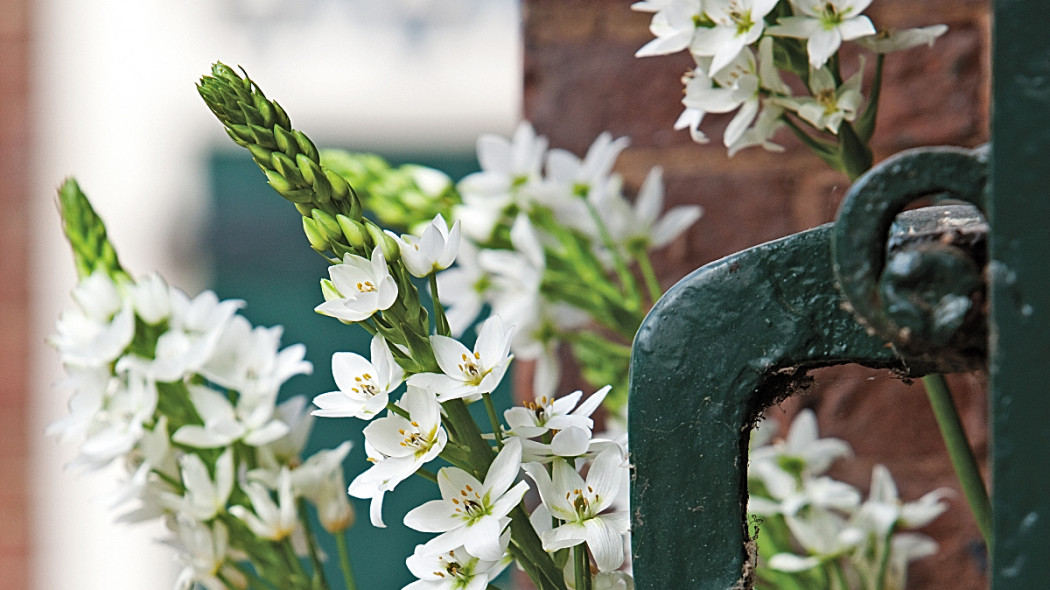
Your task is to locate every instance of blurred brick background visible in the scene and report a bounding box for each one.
[523,1,990,588]
[0,0,30,588]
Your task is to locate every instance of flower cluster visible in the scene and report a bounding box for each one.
[633,0,947,176]
[50,180,355,590]
[316,121,702,411]
[748,410,951,589]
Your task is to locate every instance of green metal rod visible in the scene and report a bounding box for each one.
[921,373,993,547]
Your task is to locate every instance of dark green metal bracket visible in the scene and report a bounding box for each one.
[628,148,989,589]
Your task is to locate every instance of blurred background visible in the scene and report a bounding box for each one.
[3,1,991,589]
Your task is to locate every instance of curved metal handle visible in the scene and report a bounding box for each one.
[628,147,989,590]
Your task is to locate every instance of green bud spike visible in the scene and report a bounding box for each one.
[198,61,367,234]
[337,215,368,249]
[302,217,330,252]
[312,209,341,241]
[57,178,129,282]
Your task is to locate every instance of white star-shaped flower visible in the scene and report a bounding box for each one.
[315,248,398,323]
[404,438,529,560]
[312,335,404,420]
[407,315,514,402]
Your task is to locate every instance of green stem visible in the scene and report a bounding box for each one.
[574,544,592,590]
[482,392,505,448]
[278,538,310,586]
[632,246,663,305]
[829,559,850,590]
[429,273,451,337]
[873,531,893,590]
[584,201,641,310]
[414,467,439,483]
[921,373,993,547]
[335,531,359,590]
[297,500,331,590]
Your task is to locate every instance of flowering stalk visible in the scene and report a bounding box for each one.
[52,179,359,590]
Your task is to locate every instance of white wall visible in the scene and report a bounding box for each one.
[28,2,520,588]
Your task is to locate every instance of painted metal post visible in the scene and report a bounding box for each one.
[988,1,1050,586]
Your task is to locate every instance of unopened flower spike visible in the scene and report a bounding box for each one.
[57,178,129,283]
[197,62,364,243]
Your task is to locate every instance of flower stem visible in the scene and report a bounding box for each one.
[297,500,331,590]
[632,246,663,305]
[482,392,505,448]
[874,530,893,590]
[335,530,359,590]
[574,544,592,590]
[921,373,993,547]
[429,273,451,337]
[584,200,641,310]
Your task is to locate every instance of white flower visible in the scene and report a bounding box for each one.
[523,448,631,572]
[389,213,462,278]
[51,270,135,367]
[856,464,951,536]
[229,467,298,541]
[546,132,630,200]
[172,384,289,448]
[727,100,786,156]
[117,289,243,382]
[678,38,789,149]
[176,449,234,522]
[315,248,398,323]
[435,241,488,337]
[199,315,311,400]
[71,370,158,470]
[504,386,610,439]
[855,24,948,53]
[749,408,852,483]
[456,122,549,241]
[635,0,706,58]
[313,335,404,420]
[600,167,703,252]
[349,386,448,527]
[403,536,510,590]
[128,271,172,325]
[772,61,865,134]
[408,315,514,402]
[404,438,529,560]
[172,517,229,590]
[292,442,355,533]
[691,0,779,76]
[768,0,876,68]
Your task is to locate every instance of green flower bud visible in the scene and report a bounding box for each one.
[337,215,368,249]
[311,209,341,241]
[270,152,304,185]
[294,130,320,162]
[274,125,299,159]
[365,220,400,262]
[302,217,329,252]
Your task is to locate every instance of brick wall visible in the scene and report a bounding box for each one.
[0,0,31,588]
[523,1,990,588]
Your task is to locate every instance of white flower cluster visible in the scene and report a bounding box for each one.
[50,269,352,590]
[437,122,702,400]
[748,409,951,588]
[633,0,948,153]
[312,310,632,588]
